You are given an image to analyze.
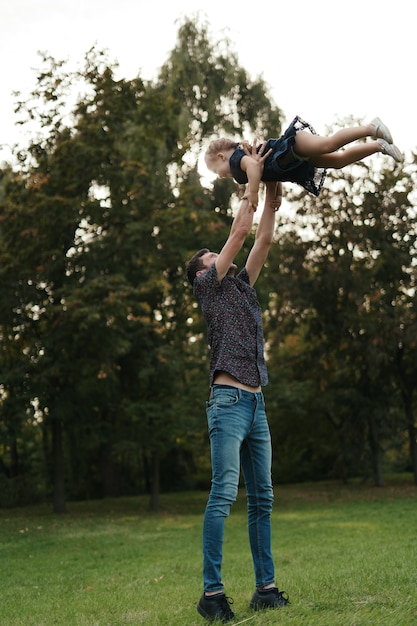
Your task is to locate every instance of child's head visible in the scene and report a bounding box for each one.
[204,138,239,178]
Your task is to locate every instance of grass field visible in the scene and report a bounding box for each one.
[0,476,416,625]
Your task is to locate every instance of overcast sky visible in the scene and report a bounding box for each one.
[1,0,414,166]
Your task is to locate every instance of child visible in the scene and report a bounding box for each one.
[204,116,403,207]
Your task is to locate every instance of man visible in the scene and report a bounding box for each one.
[186,144,289,623]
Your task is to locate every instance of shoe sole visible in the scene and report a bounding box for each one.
[197,603,234,623]
[377,139,403,163]
[250,593,289,610]
[197,604,208,619]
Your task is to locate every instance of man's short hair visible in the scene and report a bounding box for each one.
[186,248,210,286]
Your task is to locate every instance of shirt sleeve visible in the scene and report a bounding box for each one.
[229,147,248,184]
[194,263,218,299]
[237,267,250,284]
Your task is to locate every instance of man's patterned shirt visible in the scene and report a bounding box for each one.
[194,264,268,387]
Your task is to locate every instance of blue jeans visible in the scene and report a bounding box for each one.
[203,385,275,592]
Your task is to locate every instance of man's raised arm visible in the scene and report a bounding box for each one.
[245,181,282,286]
[215,143,272,282]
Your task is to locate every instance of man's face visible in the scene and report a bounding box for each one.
[198,251,237,277]
[200,251,218,269]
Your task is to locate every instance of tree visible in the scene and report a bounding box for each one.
[265,133,417,484]
[0,18,284,510]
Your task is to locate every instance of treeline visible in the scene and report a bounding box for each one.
[0,19,416,512]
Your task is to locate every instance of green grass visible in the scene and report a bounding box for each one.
[0,477,416,625]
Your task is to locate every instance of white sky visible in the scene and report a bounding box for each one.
[1,0,415,167]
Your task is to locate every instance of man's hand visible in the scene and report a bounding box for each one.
[242,139,272,163]
[241,139,272,210]
[243,189,259,209]
[241,139,272,158]
[265,181,283,212]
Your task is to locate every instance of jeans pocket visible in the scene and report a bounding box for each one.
[212,388,239,407]
[206,388,239,434]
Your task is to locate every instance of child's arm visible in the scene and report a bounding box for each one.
[240,142,271,209]
[241,157,262,209]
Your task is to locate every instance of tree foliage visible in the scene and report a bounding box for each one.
[0,18,284,510]
[1,21,416,512]
[265,147,417,485]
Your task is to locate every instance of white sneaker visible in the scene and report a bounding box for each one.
[371,117,393,144]
[377,139,403,163]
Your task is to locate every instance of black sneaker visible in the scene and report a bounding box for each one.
[249,586,289,610]
[197,593,235,623]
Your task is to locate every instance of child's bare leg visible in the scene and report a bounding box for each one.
[310,142,388,168]
[294,124,379,158]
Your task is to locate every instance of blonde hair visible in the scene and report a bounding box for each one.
[205,138,239,162]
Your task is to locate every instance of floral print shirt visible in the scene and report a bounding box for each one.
[194,264,268,387]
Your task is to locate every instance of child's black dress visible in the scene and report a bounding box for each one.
[229,116,327,197]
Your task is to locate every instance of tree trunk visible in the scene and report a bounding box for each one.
[149,451,160,512]
[52,417,67,513]
[9,437,19,477]
[396,349,417,485]
[405,403,417,486]
[142,450,151,493]
[99,442,120,497]
[368,413,384,487]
